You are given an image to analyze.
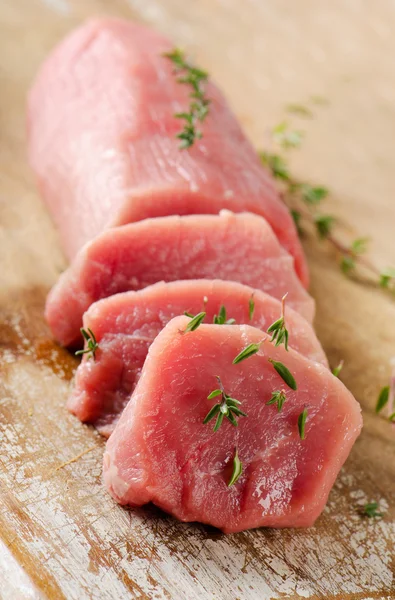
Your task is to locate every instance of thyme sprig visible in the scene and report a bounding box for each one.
[260,125,395,292]
[228,448,243,487]
[203,376,247,432]
[266,390,287,412]
[75,328,99,361]
[267,293,289,350]
[164,48,210,149]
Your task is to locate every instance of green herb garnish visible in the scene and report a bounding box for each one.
[375,386,390,414]
[228,448,243,487]
[286,103,312,118]
[310,95,329,105]
[291,209,302,234]
[268,359,297,390]
[259,151,290,181]
[213,305,236,325]
[184,312,206,332]
[340,238,370,274]
[332,360,344,377]
[363,502,384,519]
[380,268,395,289]
[204,376,247,432]
[340,255,356,274]
[233,342,263,365]
[314,214,336,239]
[267,293,289,350]
[272,122,303,149]
[75,328,99,361]
[301,184,328,205]
[260,122,395,291]
[266,390,287,412]
[298,408,308,440]
[248,294,255,321]
[164,48,210,149]
[351,237,370,255]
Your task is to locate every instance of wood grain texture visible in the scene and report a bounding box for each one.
[1,0,395,598]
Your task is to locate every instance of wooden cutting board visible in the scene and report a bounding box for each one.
[1,1,395,598]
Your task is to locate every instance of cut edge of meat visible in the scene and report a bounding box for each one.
[67,278,326,438]
[45,211,315,347]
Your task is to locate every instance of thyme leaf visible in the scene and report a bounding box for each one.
[249,294,255,321]
[228,448,243,487]
[259,151,290,181]
[233,342,263,364]
[363,502,384,519]
[268,359,297,390]
[380,268,395,289]
[272,121,303,149]
[314,214,336,238]
[267,293,289,350]
[291,209,303,234]
[213,305,236,325]
[184,312,206,332]
[285,103,312,118]
[301,185,328,205]
[332,360,344,377]
[298,407,308,440]
[75,328,99,361]
[375,386,390,414]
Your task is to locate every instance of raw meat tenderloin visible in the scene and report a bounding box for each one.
[103,316,362,533]
[46,211,314,347]
[70,279,327,437]
[27,17,308,286]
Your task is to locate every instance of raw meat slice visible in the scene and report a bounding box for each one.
[103,316,362,533]
[27,17,308,286]
[45,211,315,347]
[69,279,327,437]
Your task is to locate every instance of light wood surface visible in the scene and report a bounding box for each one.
[1,1,395,598]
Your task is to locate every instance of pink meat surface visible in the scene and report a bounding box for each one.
[27,17,308,286]
[46,211,314,347]
[70,279,327,437]
[103,316,362,533]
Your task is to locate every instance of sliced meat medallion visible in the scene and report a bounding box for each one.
[45,211,314,347]
[70,279,327,437]
[27,18,308,286]
[103,316,362,533]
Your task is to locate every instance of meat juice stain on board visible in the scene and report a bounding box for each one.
[0,285,77,381]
